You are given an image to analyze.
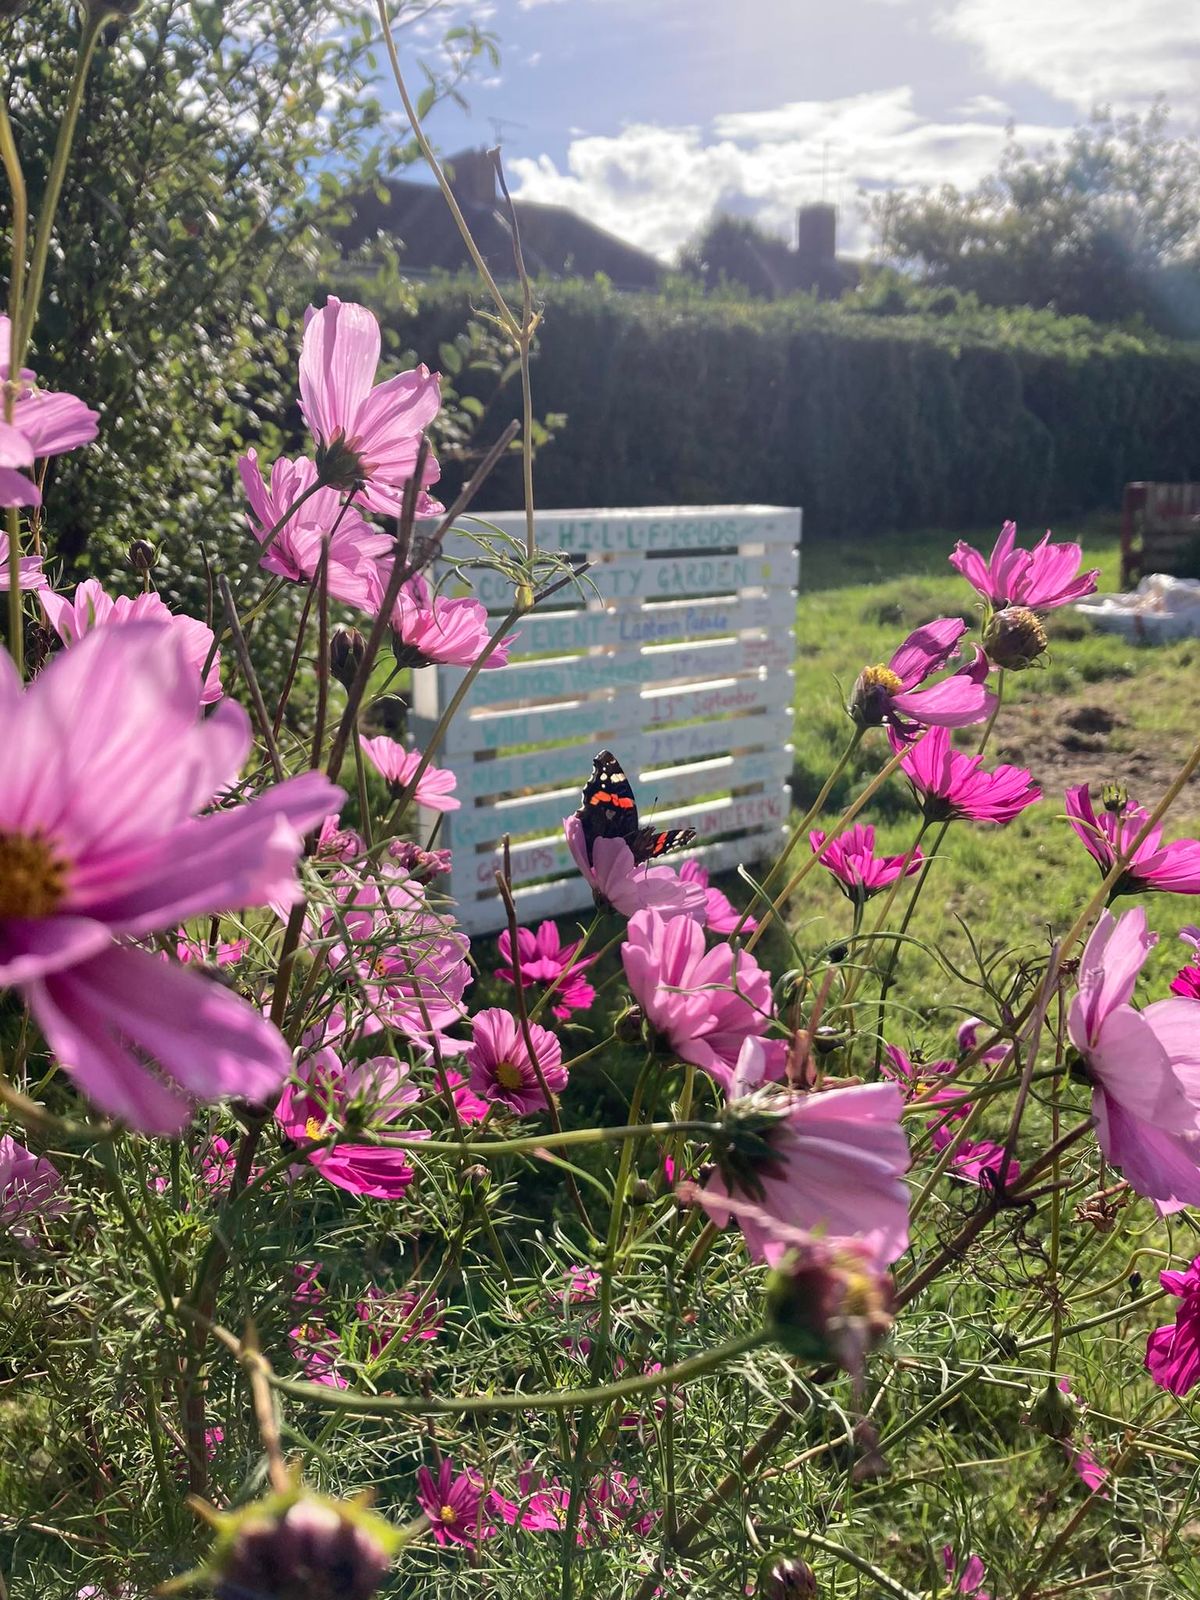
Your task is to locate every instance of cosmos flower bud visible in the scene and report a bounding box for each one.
[194,1488,400,1600]
[1101,781,1128,815]
[628,1177,655,1207]
[765,1236,894,1374]
[127,538,158,575]
[614,1004,646,1045]
[982,605,1048,670]
[330,627,366,690]
[762,1555,819,1598]
[1025,1377,1076,1441]
[848,662,903,728]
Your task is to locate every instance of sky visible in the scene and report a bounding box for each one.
[399,0,1200,262]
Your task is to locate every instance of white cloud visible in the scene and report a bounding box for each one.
[509,86,1063,261]
[939,0,1200,117]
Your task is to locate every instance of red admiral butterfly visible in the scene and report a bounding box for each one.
[574,749,696,866]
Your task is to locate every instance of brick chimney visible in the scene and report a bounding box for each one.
[445,148,497,207]
[796,202,837,262]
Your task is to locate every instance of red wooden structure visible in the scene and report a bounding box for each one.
[1120,482,1200,588]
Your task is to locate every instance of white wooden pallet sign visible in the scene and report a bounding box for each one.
[410,505,800,934]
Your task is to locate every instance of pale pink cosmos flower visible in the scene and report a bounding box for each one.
[564,814,706,921]
[849,618,995,737]
[811,823,924,903]
[375,570,514,670]
[621,908,776,1090]
[41,577,222,704]
[175,934,249,968]
[1145,1255,1200,1397]
[699,1040,910,1270]
[942,1547,991,1598]
[415,1459,497,1548]
[359,735,459,811]
[678,858,756,933]
[1068,907,1200,1210]
[0,1134,68,1242]
[237,449,391,609]
[497,920,598,1019]
[951,521,1099,610]
[0,625,340,1133]
[0,533,47,591]
[467,1006,566,1115]
[901,726,1040,825]
[0,314,99,507]
[1066,784,1200,896]
[275,1048,423,1198]
[299,296,442,516]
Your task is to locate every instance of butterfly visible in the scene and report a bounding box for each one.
[574,749,696,867]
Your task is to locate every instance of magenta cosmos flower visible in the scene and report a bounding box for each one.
[564,814,706,921]
[359,735,459,811]
[1068,907,1200,1210]
[356,1285,443,1354]
[621,909,776,1091]
[951,521,1099,610]
[849,618,995,737]
[811,823,924,903]
[40,578,222,705]
[0,315,99,507]
[1066,783,1200,896]
[275,1048,423,1198]
[238,449,391,610]
[497,919,598,1019]
[466,1006,566,1115]
[299,296,442,516]
[1171,927,1200,1000]
[0,1133,67,1242]
[0,533,47,591]
[373,571,515,670]
[942,1547,991,1599]
[415,1459,497,1549]
[699,1042,910,1270]
[901,727,1040,825]
[0,625,340,1132]
[1145,1255,1200,1396]
[678,857,756,932]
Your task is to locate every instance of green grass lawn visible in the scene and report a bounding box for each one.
[785,517,1200,1025]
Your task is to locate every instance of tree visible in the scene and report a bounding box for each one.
[868,104,1200,334]
[679,212,798,298]
[0,0,496,577]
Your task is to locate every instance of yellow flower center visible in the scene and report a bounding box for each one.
[494,1059,524,1091]
[0,830,68,918]
[859,664,903,696]
[305,1116,326,1141]
[439,1504,458,1524]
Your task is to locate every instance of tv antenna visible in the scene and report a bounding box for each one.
[488,115,528,146]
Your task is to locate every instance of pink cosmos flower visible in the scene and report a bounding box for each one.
[849,618,995,737]
[810,823,924,903]
[0,314,99,507]
[901,726,1040,824]
[359,736,459,811]
[356,1285,443,1354]
[1066,784,1200,896]
[40,578,222,705]
[564,814,707,921]
[375,571,514,670]
[882,1044,970,1120]
[699,1040,911,1270]
[497,920,598,1019]
[0,1134,67,1241]
[388,839,452,883]
[942,1547,991,1598]
[1171,927,1200,999]
[440,1066,491,1124]
[950,521,1099,610]
[275,1049,423,1198]
[678,858,757,933]
[1145,1255,1200,1396]
[325,867,471,1049]
[0,624,340,1133]
[293,1262,326,1306]
[415,1459,496,1548]
[299,296,441,516]
[1055,1380,1110,1496]
[316,813,365,863]
[175,934,248,968]
[494,1470,568,1533]
[1067,907,1200,1211]
[289,1317,348,1389]
[237,449,391,609]
[0,533,47,591]
[956,1017,1010,1064]
[621,908,775,1090]
[577,1472,657,1544]
[929,1124,1018,1189]
[466,1007,566,1115]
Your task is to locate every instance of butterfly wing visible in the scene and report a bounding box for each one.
[575,750,640,864]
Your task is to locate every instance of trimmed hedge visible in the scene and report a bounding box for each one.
[384,278,1200,536]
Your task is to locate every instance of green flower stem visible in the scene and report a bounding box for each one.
[371,1116,720,1158]
[733,726,863,939]
[261,1328,766,1418]
[0,101,27,676]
